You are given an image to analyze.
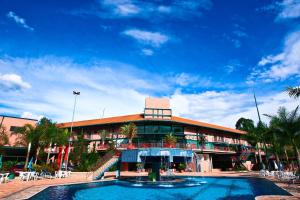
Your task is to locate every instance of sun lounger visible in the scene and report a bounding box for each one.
[0,173,9,183]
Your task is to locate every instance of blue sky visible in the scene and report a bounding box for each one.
[0,0,299,127]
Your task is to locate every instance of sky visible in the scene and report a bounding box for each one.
[0,0,300,128]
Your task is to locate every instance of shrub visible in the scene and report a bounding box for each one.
[2,161,17,171]
[178,163,186,171]
[148,172,156,182]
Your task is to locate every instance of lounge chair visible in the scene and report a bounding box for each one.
[0,173,9,183]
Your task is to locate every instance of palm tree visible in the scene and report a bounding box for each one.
[235,118,255,132]
[286,86,300,99]
[165,133,177,147]
[99,130,108,145]
[120,123,137,145]
[34,118,57,164]
[14,124,36,169]
[236,118,266,169]
[46,128,69,164]
[198,134,206,152]
[265,106,300,173]
[0,126,9,146]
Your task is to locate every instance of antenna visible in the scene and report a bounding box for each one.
[253,91,262,123]
[101,108,105,118]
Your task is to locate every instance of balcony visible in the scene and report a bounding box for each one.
[118,142,187,149]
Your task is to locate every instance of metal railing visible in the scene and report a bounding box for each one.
[86,150,120,180]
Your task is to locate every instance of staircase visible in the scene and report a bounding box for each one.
[87,150,120,180]
[93,156,120,180]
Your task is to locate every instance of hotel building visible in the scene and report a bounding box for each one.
[0,115,37,161]
[59,98,253,173]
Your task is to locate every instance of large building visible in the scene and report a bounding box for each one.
[0,115,37,161]
[59,98,253,173]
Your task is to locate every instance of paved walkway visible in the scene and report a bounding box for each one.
[0,172,92,199]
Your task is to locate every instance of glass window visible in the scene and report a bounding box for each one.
[153,126,159,133]
[137,125,144,134]
[145,125,153,134]
[173,126,184,134]
[160,125,172,134]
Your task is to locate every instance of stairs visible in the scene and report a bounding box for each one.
[86,150,120,180]
[92,156,119,180]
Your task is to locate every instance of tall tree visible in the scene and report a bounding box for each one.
[120,123,137,145]
[14,124,36,169]
[198,134,207,152]
[236,117,265,169]
[235,118,255,132]
[286,86,300,99]
[99,130,108,145]
[265,106,300,173]
[0,126,9,146]
[165,133,177,147]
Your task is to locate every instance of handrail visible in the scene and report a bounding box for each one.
[86,150,119,180]
[90,150,118,172]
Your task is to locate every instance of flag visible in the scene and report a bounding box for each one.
[0,155,2,170]
[28,157,33,171]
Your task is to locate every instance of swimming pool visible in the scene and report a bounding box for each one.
[29,177,291,200]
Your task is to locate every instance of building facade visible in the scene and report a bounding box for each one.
[0,115,37,161]
[59,98,253,172]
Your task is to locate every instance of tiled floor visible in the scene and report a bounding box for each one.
[0,172,92,199]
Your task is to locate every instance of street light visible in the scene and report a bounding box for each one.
[65,90,80,170]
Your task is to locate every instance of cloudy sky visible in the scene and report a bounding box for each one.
[0,0,299,128]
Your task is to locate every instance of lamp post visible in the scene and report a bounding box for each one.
[65,90,80,170]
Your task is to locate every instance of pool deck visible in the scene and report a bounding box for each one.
[0,171,299,200]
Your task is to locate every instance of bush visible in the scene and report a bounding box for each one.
[148,172,156,182]
[33,163,57,174]
[108,164,118,172]
[2,161,17,171]
[178,163,186,171]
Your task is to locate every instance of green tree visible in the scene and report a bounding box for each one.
[0,126,9,146]
[286,86,300,99]
[14,124,36,169]
[99,130,108,145]
[165,133,177,147]
[265,106,300,173]
[198,134,206,152]
[236,117,265,169]
[70,132,88,166]
[235,118,255,132]
[120,123,137,145]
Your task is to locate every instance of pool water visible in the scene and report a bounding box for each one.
[29,177,291,200]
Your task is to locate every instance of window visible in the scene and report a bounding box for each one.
[160,125,172,134]
[145,125,153,134]
[10,126,21,132]
[173,126,184,134]
[137,125,145,134]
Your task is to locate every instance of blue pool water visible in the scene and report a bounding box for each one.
[29,177,291,200]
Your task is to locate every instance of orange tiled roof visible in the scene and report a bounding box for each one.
[58,113,246,134]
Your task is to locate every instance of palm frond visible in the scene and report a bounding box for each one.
[286,86,300,98]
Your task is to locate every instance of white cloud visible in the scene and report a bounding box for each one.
[157,6,172,13]
[250,30,300,82]
[0,73,31,90]
[21,112,43,120]
[174,73,199,87]
[277,0,300,19]
[123,29,169,47]
[1,56,295,129]
[171,90,298,128]
[6,11,34,31]
[102,0,140,16]
[141,48,153,56]
[74,0,212,20]
[0,56,171,121]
